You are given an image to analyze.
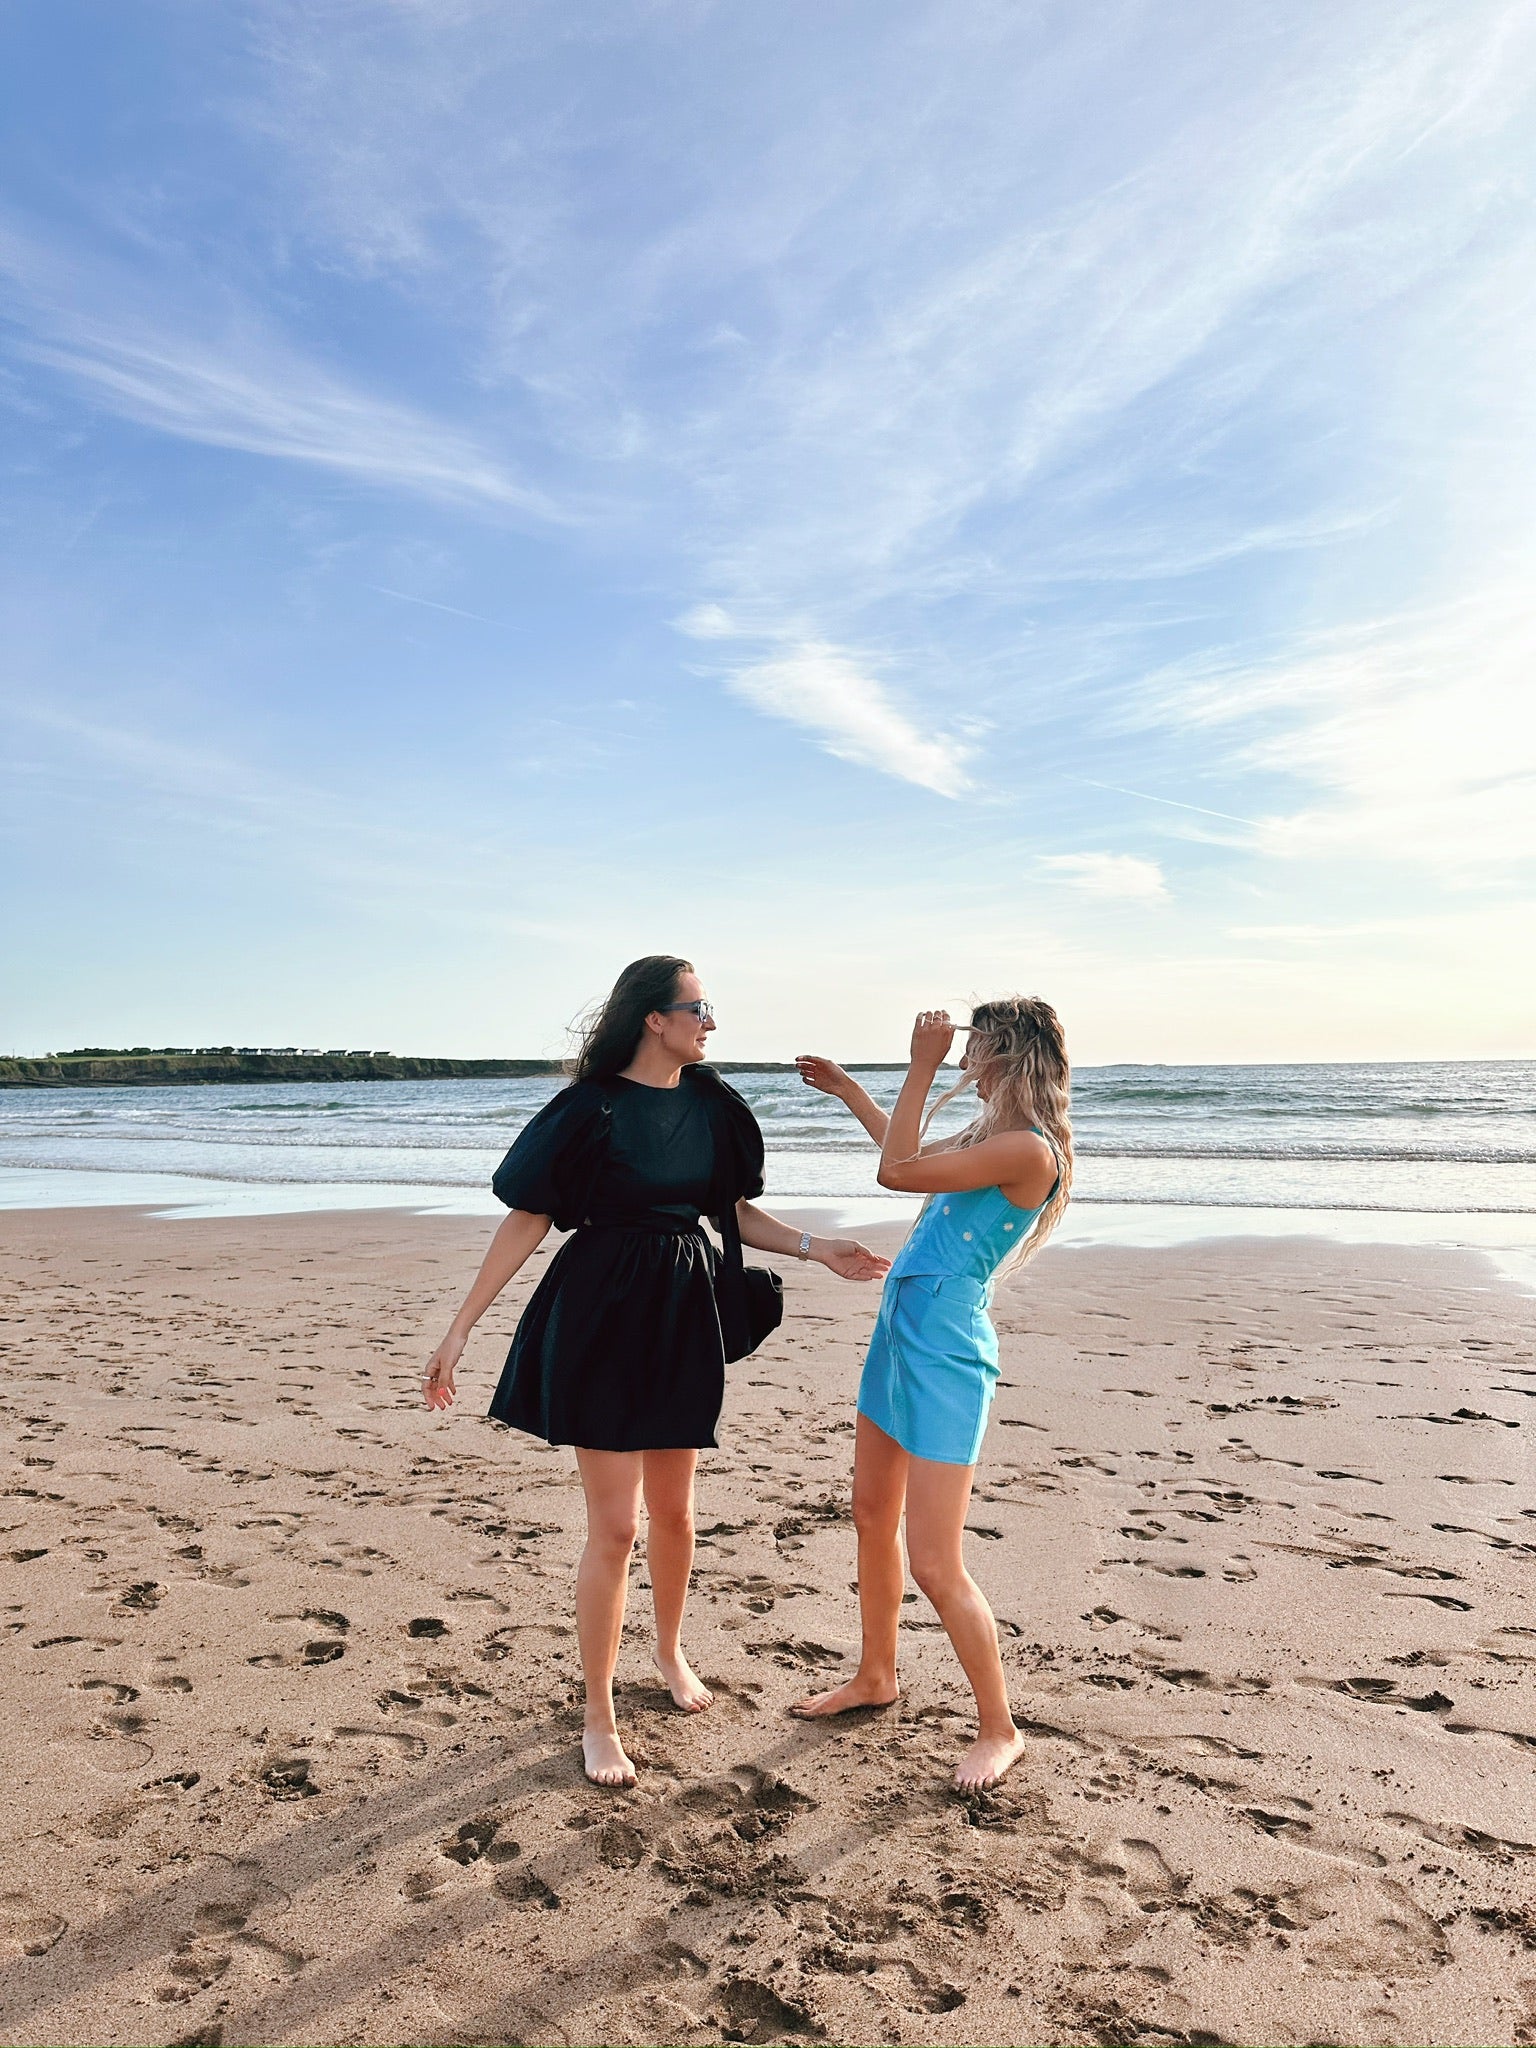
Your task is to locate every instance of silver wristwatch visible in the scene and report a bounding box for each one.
[797,1230,813,1260]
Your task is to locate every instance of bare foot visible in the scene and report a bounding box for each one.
[582,1728,637,1788]
[653,1649,713,1713]
[955,1725,1027,1792]
[789,1675,899,1718]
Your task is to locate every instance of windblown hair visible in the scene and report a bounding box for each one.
[922,995,1073,1272]
[568,955,693,1083]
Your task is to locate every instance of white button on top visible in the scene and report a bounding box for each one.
[1004,1222,1014,1231]
[941,1204,950,1214]
[962,1229,973,1240]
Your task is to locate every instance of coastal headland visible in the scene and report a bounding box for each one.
[0,1052,818,1089]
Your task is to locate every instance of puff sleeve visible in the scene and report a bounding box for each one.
[694,1070,765,1206]
[490,1083,611,1229]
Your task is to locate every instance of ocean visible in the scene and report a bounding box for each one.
[1,1061,1534,1263]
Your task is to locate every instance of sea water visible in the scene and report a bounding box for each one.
[2,1061,1533,1256]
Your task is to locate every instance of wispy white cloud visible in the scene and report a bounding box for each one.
[0,215,562,521]
[16,325,561,520]
[723,642,974,798]
[673,602,738,641]
[1040,853,1168,901]
[1141,577,1536,872]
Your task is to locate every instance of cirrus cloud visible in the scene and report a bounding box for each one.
[723,642,974,799]
[1041,852,1169,900]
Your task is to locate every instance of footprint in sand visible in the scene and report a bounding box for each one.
[715,1974,822,2042]
[598,1818,647,1868]
[403,1819,519,1901]
[0,1892,66,1956]
[1381,1810,1535,1858]
[1080,1835,1189,1906]
[745,1638,844,1671]
[58,1705,155,1775]
[156,1939,231,2000]
[1308,1675,1454,1714]
[440,1817,504,1865]
[1245,1806,1387,1868]
[75,1678,139,1704]
[247,1639,346,1668]
[329,1724,428,1761]
[112,1580,165,1614]
[1132,1732,1262,1763]
[492,1866,560,1910]
[259,1757,318,1801]
[248,1607,352,1667]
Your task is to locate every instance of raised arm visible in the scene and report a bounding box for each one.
[795,1054,889,1144]
[423,1208,552,1409]
[877,1011,1056,1207]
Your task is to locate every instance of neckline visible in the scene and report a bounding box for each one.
[611,1072,686,1093]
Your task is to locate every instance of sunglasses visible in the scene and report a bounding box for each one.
[659,1000,715,1023]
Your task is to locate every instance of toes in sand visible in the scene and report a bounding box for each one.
[652,1650,713,1712]
[789,1675,900,1719]
[582,1729,637,1788]
[954,1724,1027,1792]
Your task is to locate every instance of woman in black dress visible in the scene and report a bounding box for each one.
[422,955,888,1788]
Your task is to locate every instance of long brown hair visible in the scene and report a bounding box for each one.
[569,955,693,1082]
[923,995,1073,1270]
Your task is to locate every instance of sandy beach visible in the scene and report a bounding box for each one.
[1,1205,1533,2048]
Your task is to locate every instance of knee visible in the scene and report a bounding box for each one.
[646,1500,694,1545]
[908,1546,965,1603]
[587,1513,640,1561]
[851,1492,901,1545]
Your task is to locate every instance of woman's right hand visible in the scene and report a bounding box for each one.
[423,1329,466,1410]
[796,1054,850,1098]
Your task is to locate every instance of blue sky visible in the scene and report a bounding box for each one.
[3,0,1534,1064]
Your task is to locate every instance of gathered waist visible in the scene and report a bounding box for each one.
[577,1213,706,1238]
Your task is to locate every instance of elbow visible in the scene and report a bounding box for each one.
[875,1161,907,1191]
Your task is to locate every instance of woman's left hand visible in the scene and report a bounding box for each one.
[910,1008,956,1069]
[816,1237,891,1281]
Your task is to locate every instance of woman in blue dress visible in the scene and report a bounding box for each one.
[791,997,1073,1791]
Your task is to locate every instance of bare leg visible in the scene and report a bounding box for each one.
[574,1448,643,1787]
[905,1455,1025,1790]
[791,1413,908,1716]
[642,1448,712,1711]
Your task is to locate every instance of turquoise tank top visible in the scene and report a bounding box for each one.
[886,1178,1050,1298]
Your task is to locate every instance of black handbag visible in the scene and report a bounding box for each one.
[714,1194,785,1363]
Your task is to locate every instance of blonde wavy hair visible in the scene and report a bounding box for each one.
[922,995,1073,1272]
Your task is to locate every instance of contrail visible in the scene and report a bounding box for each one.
[368,585,514,631]
[1079,777,1259,827]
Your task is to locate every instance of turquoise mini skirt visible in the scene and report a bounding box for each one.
[856,1271,1000,1466]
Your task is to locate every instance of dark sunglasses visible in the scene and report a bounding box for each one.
[659,1000,715,1023]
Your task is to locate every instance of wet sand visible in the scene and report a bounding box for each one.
[0,1205,1533,2047]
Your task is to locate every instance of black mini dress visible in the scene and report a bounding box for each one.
[487,1065,766,1452]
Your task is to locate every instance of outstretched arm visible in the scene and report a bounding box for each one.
[423,1208,552,1409]
[735,1199,889,1281]
[795,1055,889,1145]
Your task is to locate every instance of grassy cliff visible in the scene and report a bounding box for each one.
[0,1051,810,1088]
[0,1052,564,1088]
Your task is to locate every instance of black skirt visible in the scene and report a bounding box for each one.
[489,1218,726,1451]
